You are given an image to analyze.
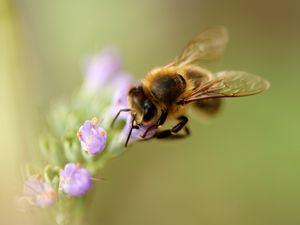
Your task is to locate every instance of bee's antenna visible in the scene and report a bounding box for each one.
[125,114,139,147]
[111,108,131,128]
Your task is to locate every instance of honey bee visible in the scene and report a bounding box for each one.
[112,26,270,146]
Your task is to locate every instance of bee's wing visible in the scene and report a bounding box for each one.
[166,26,229,67]
[178,71,270,104]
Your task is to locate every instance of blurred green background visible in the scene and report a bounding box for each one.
[1,0,300,224]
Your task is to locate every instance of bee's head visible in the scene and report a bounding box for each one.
[128,85,157,125]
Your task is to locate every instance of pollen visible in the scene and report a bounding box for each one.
[44,190,56,199]
[91,117,98,125]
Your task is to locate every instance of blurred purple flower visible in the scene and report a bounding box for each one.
[110,75,133,120]
[59,163,92,197]
[21,176,56,208]
[77,117,107,155]
[83,48,128,92]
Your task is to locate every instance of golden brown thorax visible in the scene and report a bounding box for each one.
[142,66,213,118]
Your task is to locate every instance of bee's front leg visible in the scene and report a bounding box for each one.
[156,116,190,139]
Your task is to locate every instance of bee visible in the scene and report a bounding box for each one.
[112,26,270,146]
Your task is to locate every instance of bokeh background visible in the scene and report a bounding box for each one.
[1,0,300,224]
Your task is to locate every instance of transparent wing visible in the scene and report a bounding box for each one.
[178,71,270,104]
[166,26,229,67]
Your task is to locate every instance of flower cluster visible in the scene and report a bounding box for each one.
[20,48,157,224]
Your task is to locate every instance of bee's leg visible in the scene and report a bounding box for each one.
[125,114,139,147]
[171,116,189,133]
[125,125,139,147]
[141,109,168,138]
[184,126,190,135]
[156,116,189,139]
[111,108,131,128]
[156,127,190,139]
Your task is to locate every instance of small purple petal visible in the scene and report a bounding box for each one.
[120,116,157,143]
[59,163,92,197]
[22,176,56,208]
[77,118,107,155]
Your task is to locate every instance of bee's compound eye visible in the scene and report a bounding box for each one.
[143,103,157,122]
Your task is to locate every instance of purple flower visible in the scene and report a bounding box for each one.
[21,176,56,208]
[59,163,92,197]
[110,75,133,120]
[77,117,107,155]
[120,116,158,144]
[83,48,124,92]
